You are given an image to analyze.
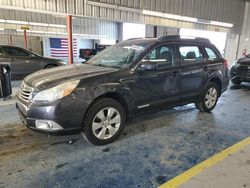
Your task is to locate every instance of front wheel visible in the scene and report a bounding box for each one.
[82,98,126,145]
[195,82,219,113]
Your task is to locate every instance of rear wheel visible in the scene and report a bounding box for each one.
[82,98,126,145]
[231,80,241,85]
[195,82,219,112]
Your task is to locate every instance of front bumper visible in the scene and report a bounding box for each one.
[230,66,250,83]
[16,95,87,135]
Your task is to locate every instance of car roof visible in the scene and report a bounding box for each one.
[121,35,211,45]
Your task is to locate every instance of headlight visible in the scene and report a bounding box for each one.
[32,80,80,102]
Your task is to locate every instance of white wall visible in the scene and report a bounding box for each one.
[224,33,240,65]
[180,28,227,55]
[146,25,179,38]
[78,39,94,49]
[122,23,146,40]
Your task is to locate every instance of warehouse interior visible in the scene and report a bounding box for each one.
[0,0,250,187]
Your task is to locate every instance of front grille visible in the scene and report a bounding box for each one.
[238,65,248,71]
[18,83,34,102]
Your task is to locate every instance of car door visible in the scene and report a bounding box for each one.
[124,43,180,109]
[2,46,42,78]
[177,43,207,101]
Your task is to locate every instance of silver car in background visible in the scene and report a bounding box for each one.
[0,45,66,79]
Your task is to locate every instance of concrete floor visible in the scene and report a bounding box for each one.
[180,144,250,188]
[0,82,250,188]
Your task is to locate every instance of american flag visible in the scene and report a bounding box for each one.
[50,38,77,58]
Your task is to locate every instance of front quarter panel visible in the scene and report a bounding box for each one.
[83,82,133,109]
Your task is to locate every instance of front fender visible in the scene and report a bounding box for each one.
[83,82,133,109]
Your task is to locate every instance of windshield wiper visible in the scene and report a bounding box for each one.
[94,64,109,67]
[91,64,120,69]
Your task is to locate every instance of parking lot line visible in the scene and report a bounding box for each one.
[159,136,250,188]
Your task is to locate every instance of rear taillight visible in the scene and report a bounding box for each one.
[224,59,228,68]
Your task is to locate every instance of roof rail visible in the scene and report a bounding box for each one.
[158,35,211,44]
[125,37,156,41]
[125,38,143,41]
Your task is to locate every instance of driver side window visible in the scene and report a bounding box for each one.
[144,45,174,68]
[3,47,30,57]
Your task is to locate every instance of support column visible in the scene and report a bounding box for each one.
[67,15,73,65]
[153,26,157,38]
[9,35,13,45]
[24,30,28,49]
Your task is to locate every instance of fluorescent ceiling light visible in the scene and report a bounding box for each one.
[15,29,106,38]
[142,9,233,28]
[6,20,28,25]
[29,30,45,33]
[48,24,66,28]
[0,28,4,31]
[142,10,197,23]
[44,31,65,34]
[29,22,49,27]
[210,21,233,28]
[1,19,66,28]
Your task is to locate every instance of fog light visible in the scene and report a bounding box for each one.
[35,120,63,131]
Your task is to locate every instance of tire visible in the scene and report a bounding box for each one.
[195,82,219,113]
[82,98,126,145]
[231,80,241,85]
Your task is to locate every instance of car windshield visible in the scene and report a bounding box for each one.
[86,41,151,68]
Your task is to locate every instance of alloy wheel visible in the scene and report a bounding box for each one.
[92,107,121,140]
[205,87,218,109]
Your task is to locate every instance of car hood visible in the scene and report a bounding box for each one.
[24,64,118,89]
[238,57,250,65]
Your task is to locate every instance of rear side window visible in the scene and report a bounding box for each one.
[179,46,203,64]
[3,47,30,57]
[205,47,219,60]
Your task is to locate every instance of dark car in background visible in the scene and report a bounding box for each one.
[16,35,229,145]
[230,55,250,85]
[0,45,66,79]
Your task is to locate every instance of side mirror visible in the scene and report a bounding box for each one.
[139,60,157,71]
